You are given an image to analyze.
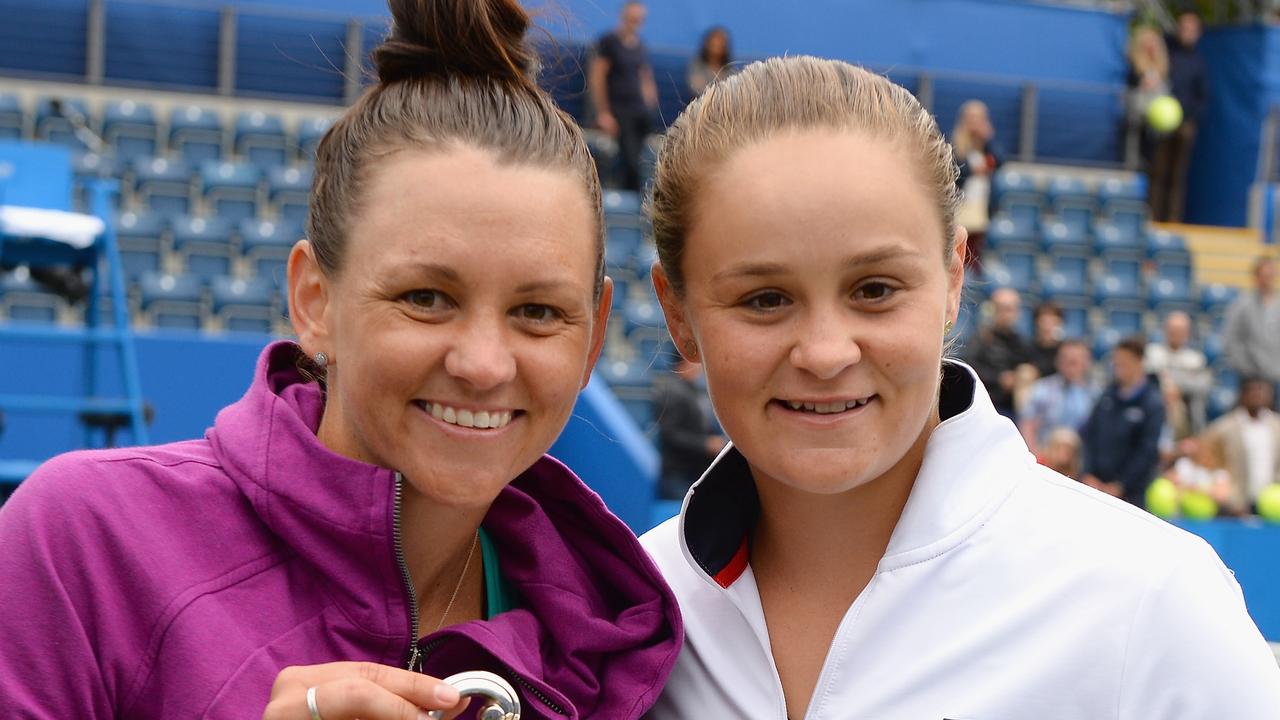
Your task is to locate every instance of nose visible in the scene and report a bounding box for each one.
[443,315,517,391]
[788,305,862,381]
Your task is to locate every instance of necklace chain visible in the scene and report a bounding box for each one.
[433,530,479,633]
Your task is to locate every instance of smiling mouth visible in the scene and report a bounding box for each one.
[413,400,519,430]
[775,397,876,415]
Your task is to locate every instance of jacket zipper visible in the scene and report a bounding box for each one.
[395,474,567,717]
[393,473,423,671]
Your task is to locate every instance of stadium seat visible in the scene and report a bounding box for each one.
[200,160,262,223]
[0,268,61,324]
[630,327,677,372]
[623,297,665,336]
[597,358,655,431]
[169,105,224,166]
[1041,218,1090,257]
[170,214,235,283]
[71,151,119,212]
[102,100,158,163]
[211,275,276,333]
[0,92,24,138]
[1091,326,1125,359]
[1094,270,1142,304]
[1208,385,1238,421]
[1101,254,1142,290]
[1097,176,1148,241]
[1093,220,1143,257]
[604,189,643,218]
[1040,268,1088,303]
[1154,256,1193,287]
[235,111,288,172]
[1199,283,1238,319]
[1148,277,1195,314]
[267,165,312,225]
[986,248,1037,293]
[992,170,1042,234]
[1045,175,1096,236]
[239,217,300,285]
[296,116,335,160]
[983,215,1037,254]
[139,271,204,330]
[1047,253,1088,290]
[1146,228,1190,263]
[1202,333,1225,366]
[113,210,168,280]
[132,156,193,217]
[34,96,93,151]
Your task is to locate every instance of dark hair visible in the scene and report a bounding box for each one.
[1240,376,1274,393]
[698,26,732,66]
[1114,335,1147,359]
[1034,301,1063,321]
[306,0,605,298]
[1058,338,1089,354]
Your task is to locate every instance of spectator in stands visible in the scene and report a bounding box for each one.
[1028,300,1064,378]
[1039,426,1083,480]
[1146,310,1212,436]
[1080,336,1167,505]
[687,26,734,95]
[966,287,1033,418]
[1166,433,1234,510]
[653,358,726,499]
[640,56,1280,717]
[951,100,1003,242]
[0,1,680,718]
[1126,26,1169,169]
[1019,339,1097,454]
[1223,256,1280,387]
[590,1,659,191]
[1150,11,1208,223]
[1206,377,1280,515]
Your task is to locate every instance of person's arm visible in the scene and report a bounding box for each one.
[589,42,618,137]
[641,63,659,113]
[1117,539,1280,716]
[1117,393,1166,499]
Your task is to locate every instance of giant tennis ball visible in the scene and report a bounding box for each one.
[1146,477,1178,519]
[1147,95,1183,134]
[1257,484,1280,523]
[1181,490,1218,521]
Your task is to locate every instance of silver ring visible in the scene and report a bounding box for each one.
[306,686,323,720]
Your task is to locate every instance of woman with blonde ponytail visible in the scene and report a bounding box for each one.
[0,1,680,718]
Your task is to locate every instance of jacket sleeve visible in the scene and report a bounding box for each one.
[1079,401,1100,477]
[0,459,117,718]
[1221,300,1254,377]
[1117,394,1166,497]
[1117,539,1280,717]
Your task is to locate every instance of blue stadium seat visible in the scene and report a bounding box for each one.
[1199,283,1238,319]
[240,218,300,285]
[171,214,235,283]
[1146,228,1190,263]
[1040,268,1089,303]
[1094,270,1142,304]
[267,165,312,225]
[139,271,205,330]
[296,116,335,159]
[132,155,193,216]
[34,96,93,151]
[983,215,1037,254]
[113,210,168,280]
[1148,277,1195,314]
[992,170,1042,234]
[1047,253,1088,290]
[169,105,224,165]
[1203,333,1225,366]
[1154,256,1193,287]
[71,151,120,212]
[605,241,637,279]
[597,358,654,431]
[603,189,643,217]
[102,100,158,163]
[0,92,24,139]
[623,297,665,336]
[1208,385,1238,421]
[1041,218,1090,257]
[1091,326,1125,359]
[1093,220,1143,257]
[986,249,1037,293]
[235,111,288,172]
[211,275,276,333]
[200,160,262,223]
[1101,254,1142,290]
[1097,176,1148,241]
[1045,175,1096,237]
[631,327,677,372]
[0,268,60,324]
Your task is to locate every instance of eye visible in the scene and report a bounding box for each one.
[743,291,790,312]
[401,289,453,312]
[514,304,563,324]
[854,282,896,303]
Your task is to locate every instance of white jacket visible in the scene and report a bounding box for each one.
[641,362,1280,719]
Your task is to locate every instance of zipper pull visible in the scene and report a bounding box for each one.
[407,642,423,672]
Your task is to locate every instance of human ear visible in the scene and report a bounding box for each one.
[287,240,333,358]
[652,262,698,363]
[580,277,614,389]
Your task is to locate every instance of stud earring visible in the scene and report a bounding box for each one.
[944,320,955,335]
[685,340,698,359]
[313,351,329,369]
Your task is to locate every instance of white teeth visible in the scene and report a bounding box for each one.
[425,402,513,430]
[788,401,803,410]
[785,398,871,414]
[803,402,816,411]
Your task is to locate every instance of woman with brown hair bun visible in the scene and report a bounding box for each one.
[0,1,681,718]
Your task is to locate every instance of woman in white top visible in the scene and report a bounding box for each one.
[640,55,1280,719]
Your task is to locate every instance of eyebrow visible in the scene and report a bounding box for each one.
[393,261,581,295]
[711,244,924,282]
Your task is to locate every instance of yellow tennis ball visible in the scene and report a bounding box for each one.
[1147,95,1183,134]
[1181,489,1218,521]
[1257,484,1280,523]
[1146,477,1178,519]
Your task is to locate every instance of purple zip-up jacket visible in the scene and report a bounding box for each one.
[0,342,682,719]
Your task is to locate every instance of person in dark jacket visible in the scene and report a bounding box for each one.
[1028,301,1064,379]
[653,358,726,499]
[1151,11,1208,222]
[1081,336,1167,506]
[966,287,1034,418]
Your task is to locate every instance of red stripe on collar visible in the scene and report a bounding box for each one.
[712,535,750,588]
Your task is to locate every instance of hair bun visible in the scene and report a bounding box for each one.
[373,0,537,87]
